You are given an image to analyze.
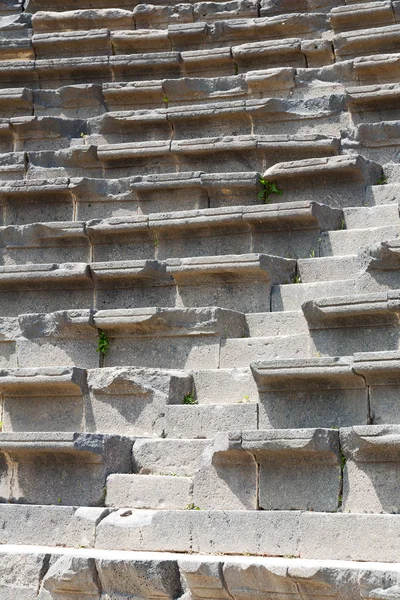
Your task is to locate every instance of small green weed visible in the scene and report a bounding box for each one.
[57,497,62,504]
[309,249,316,258]
[293,274,301,284]
[162,96,169,105]
[258,177,283,203]
[183,390,197,405]
[376,173,387,185]
[96,330,110,356]
[234,62,239,75]
[340,218,346,230]
[186,503,201,510]
[80,132,87,138]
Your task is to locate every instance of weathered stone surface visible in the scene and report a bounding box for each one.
[106,473,193,509]
[0,432,133,505]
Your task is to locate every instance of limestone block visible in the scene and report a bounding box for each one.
[26,0,134,10]
[41,555,100,600]
[0,60,38,88]
[31,9,135,33]
[358,238,400,276]
[35,56,111,89]
[132,437,208,476]
[346,82,400,118]
[17,309,99,369]
[33,29,112,59]
[34,84,106,118]
[245,67,295,94]
[209,429,340,510]
[161,74,247,104]
[181,48,233,77]
[71,176,136,221]
[330,1,394,33]
[0,504,106,546]
[193,435,257,510]
[112,29,171,55]
[0,365,87,433]
[12,115,85,152]
[91,260,175,310]
[260,0,341,16]
[106,473,193,509]
[133,3,194,30]
[354,52,400,85]
[95,556,182,600]
[0,120,13,154]
[194,0,258,22]
[0,431,133,505]
[102,80,164,110]
[164,404,258,438]
[168,22,208,50]
[354,351,400,424]
[190,510,301,555]
[301,512,400,561]
[0,36,33,61]
[201,171,260,207]
[252,357,368,428]
[0,222,90,264]
[232,39,306,69]
[263,155,382,207]
[219,334,313,368]
[272,278,358,312]
[256,13,328,40]
[92,307,245,370]
[167,100,249,139]
[0,178,74,225]
[340,424,400,513]
[96,109,170,144]
[209,18,257,46]
[110,52,182,82]
[192,367,257,404]
[95,509,192,552]
[131,171,207,213]
[334,25,400,60]
[0,551,47,600]
[0,262,93,315]
[86,216,153,261]
[86,366,192,436]
[166,253,295,312]
[0,87,33,117]
[302,291,400,330]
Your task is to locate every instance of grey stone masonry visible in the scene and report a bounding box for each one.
[251,357,368,428]
[192,428,340,511]
[0,432,133,505]
[340,425,400,513]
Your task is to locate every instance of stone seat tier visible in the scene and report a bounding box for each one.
[334,24,400,61]
[330,1,395,33]
[107,428,341,511]
[2,548,400,599]
[0,431,134,506]
[29,16,328,58]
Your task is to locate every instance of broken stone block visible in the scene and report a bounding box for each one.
[252,356,368,428]
[340,425,400,513]
[87,366,192,435]
[0,431,133,505]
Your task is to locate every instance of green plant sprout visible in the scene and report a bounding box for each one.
[376,173,387,185]
[183,390,197,405]
[162,96,169,105]
[186,503,201,510]
[293,274,301,284]
[258,177,283,203]
[234,62,239,75]
[96,330,110,355]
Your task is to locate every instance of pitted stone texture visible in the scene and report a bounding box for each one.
[106,473,193,509]
[340,425,400,513]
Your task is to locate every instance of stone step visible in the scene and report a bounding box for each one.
[107,428,340,511]
[245,310,308,336]
[320,225,399,256]
[365,182,400,206]
[262,154,382,208]
[330,1,395,33]
[346,82,400,115]
[0,432,133,505]
[334,24,400,61]
[260,0,342,17]
[164,403,258,437]
[16,307,247,370]
[251,356,368,428]
[272,278,358,311]
[2,545,400,598]
[219,333,313,367]
[86,202,342,262]
[353,51,400,85]
[95,133,340,176]
[297,255,360,283]
[29,16,328,59]
[343,203,399,229]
